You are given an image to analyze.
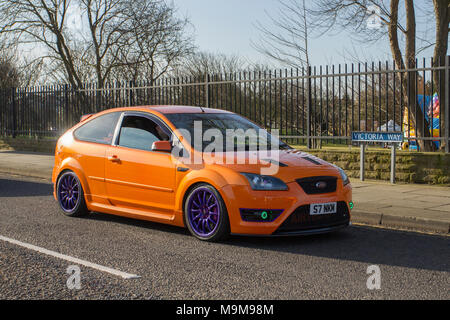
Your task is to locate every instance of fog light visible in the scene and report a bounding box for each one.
[240,209,283,222]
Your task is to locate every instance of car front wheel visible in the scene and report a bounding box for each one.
[184,184,230,242]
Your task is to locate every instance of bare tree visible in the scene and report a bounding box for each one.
[311,0,449,151]
[17,57,45,87]
[43,38,97,83]
[179,52,246,77]
[79,0,126,88]
[433,0,449,65]
[252,0,310,68]
[0,58,20,89]
[0,0,81,88]
[0,38,44,87]
[110,0,195,84]
[0,0,193,89]
[172,52,249,113]
[0,40,20,88]
[432,0,449,150]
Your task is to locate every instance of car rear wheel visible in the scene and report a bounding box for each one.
[56,171,89,217]
[184,184,230,242]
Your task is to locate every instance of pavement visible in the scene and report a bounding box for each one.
[0,173,448,299]
[0,151,54,179]
[0,150,449,235]
[351,181,450,234]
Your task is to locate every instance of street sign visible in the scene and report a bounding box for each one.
[352,132,403,143]
[352,131,403,184]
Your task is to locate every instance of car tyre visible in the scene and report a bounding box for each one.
[56,171,89,217]
[184,184,230,242]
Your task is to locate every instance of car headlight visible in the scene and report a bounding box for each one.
[337,167,350,186]
[241,173,288,191]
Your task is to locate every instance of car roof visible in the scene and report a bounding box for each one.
[110,105,233,115]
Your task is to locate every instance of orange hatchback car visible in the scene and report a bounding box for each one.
[52,106,352,241]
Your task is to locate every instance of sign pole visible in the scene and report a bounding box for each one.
[390,144,396,184]
[360,143,365,181]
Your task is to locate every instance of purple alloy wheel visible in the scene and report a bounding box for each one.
[187,188,221,237]
[58,174,80,213]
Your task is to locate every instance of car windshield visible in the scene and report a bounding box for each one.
[165,113,292,152]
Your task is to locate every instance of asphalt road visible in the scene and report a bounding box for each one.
[0,173,448,300]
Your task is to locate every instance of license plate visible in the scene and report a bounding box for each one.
[310,202,337,215]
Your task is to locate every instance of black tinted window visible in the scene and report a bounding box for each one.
[118,116,170,151]
[165,113,291,151]
[74,112,120,145]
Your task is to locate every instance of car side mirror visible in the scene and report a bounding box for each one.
[152,141,172,152]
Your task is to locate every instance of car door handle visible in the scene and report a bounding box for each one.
[108,155,121,163]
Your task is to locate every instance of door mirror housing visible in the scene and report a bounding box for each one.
[152,141,172,152]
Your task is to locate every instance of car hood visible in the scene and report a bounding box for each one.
[204,149,341,183]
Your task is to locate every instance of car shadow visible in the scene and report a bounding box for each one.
[85,211,189,236]
[86,210,449,273]
[0,178,52,197]
[225,226,450,273]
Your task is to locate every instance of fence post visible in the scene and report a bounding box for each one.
[306,66,312,149]
[445,56,449,153]
[129,81,134,106]
[205,74,209,109]
[11,87,16,138]
[64,84,69,130]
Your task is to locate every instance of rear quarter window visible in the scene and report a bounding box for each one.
[74,112,120,145]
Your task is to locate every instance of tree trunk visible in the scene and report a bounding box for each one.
[432,0,449,151]
[404,0,435,151]
[388,0,405,70]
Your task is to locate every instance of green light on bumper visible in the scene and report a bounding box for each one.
[261,211,268,220]
[349,202,354,210]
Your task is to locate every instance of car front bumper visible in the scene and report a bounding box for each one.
[220,180,352,236]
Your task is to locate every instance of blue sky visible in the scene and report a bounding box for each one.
[172,0,436,67]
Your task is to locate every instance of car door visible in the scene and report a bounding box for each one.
[104,112,176,215]
[72,112,121,204]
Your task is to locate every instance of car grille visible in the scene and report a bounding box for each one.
[296,176,337,194]
[274,201,350,234]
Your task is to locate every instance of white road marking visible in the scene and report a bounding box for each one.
[0,235,140,280]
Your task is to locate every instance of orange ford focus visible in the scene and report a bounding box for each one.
[52,106,353,242]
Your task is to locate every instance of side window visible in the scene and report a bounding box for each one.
[74,112,120,145]
[118,115,171,151]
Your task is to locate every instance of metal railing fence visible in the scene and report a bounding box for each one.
[0,56,448,152]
